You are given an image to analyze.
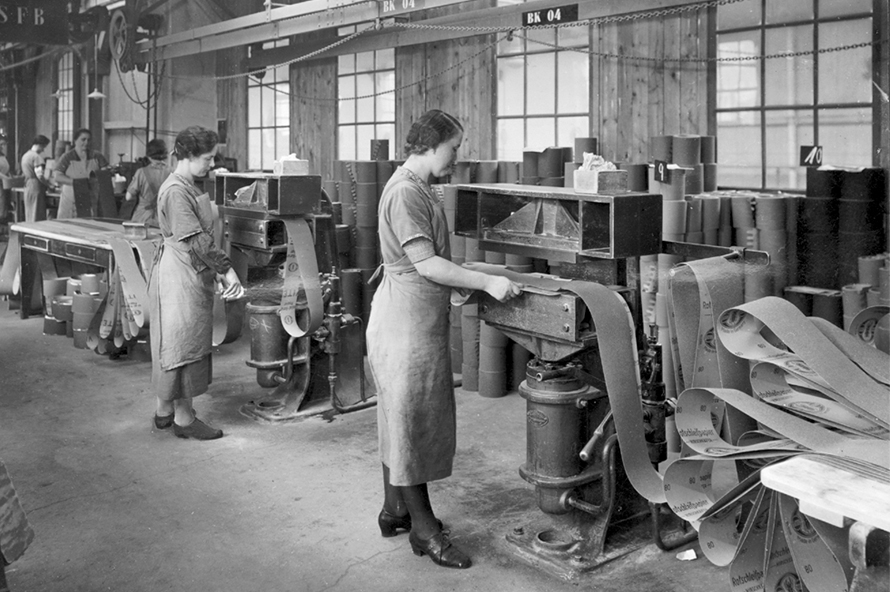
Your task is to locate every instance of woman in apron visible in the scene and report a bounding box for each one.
[367,110,522,569]
[53,128,109,219]
[19,135,50,223]
[125,139,171,225]
[149,126,243,440]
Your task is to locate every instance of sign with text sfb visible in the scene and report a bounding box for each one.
[521,4,579,26]
[0,0,69,45]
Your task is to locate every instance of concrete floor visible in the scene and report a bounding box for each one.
[0,264,731,591]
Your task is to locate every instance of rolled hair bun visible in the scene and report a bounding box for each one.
[146,139,168,160]
[404,109,463,157]
[174,126,219,159]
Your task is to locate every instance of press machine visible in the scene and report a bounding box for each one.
[453,183,696,578]
[213,172,371,421]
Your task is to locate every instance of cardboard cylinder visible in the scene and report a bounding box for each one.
[345,160,377,183]
[522,151,538,179]
[867,287,880,308]
[43,316,67,336]
[672,135,701,166]
[662,200,687,235]
[66,278,82,297]
[755,196,786,230]
[858,255,885,286]
[574,137,598,161]
[703,163,718,192]
[480,321,509,348]
[700,135,717,164]
[731,195,755,228]
[812,291,843,326]
[451,161,472,184]
[461,363,479,391]
[465,238,483,262]
[685,198,703,233]
[625,163,649,192]
[478,369,507,398]
[497,161,521,183]
[484,251,506,265]
[476,161,499,184]
[650,135,673,162]
[784,287,812,316]
[323,180,339,203]
[370,139,389,161]
[340,269,362,317]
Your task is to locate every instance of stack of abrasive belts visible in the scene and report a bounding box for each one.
[663,255,889,592]
[440,160,537,398]
[327,158,398,331]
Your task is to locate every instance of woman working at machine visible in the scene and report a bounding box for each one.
[149,125,243,441]
[126,139,171,225]
[367,110,522,569]
[53,128,109,218]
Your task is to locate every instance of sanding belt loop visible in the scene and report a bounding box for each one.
[279,218,324,338]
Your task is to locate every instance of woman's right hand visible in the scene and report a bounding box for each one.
[217,268,245,300]
[484,276,523,303]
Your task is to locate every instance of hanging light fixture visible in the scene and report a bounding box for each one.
[88,31,106,100]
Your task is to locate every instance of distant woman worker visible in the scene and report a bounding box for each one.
[149,126,243,441]
[20,135,50,222]
[126,139,171,225]
[367,110,522,569]
[53,128,109,218]
[0,136,10,227]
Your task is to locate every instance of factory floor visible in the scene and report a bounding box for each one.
[0,275,731,591]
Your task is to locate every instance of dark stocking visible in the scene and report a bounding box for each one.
[381,464,407,517]
[400,483,440,539]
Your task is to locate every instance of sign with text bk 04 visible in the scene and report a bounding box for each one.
[0,0,68,45]
[522,4,578,26]
[379,0,425,16]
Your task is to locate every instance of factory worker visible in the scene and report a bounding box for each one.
[367,109,522,569]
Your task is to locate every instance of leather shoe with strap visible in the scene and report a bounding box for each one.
[378,509,445,538]
[408,531,471,569]
[173,418,223,440]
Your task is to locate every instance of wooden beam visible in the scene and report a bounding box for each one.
[139,0,713,62]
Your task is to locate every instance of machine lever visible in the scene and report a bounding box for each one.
[579,409,614,462]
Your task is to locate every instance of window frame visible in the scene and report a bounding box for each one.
[713,0,878,190]
[247,40,291,172]
[336,42,396,161]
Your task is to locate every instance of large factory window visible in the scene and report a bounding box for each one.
[248,40,291,171]
[715,0,875,191]
[55,52,75,142]
[337,43,395,160]
[495,18,589,160]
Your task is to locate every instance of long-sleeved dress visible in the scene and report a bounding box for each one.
[149,174,230,401]
[366,167,455,486]
[128,160,171,225]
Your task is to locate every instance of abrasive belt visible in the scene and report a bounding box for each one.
[279,218,324,338]
[463,262,666,503]
[0,230,21,295]
[717,297,890,429]
[212,293,245,346]
[108,238,149,328]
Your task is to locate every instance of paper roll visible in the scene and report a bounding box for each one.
[574,137,598,162]
[497,161,521,183]
[757,228,786,256]
[841,283,871,328]
[877,314,890,354]
[730,195,754,228]
[662,200,687,235]
[801,196,837,234]
[684,231,704,244]
[702,163,718,192]
[754,195,786,230]
[522,151,538,179]
[685,164,704,195]
[484,250,506,265]
[703,229,718,245]
[650,135,673,162]
[625,163,649,191]
[880,265,890,301]
[539,177,564,187]
[700,196,720,230]
[66,278,82,297]
[717,227,733,247]
[672,135,701,166]
[538,147,568,178]
[476,161,499,184]
[699,135,717,164]
[783,287,812,316]
[464,238,483,262]
[858,254,886,286]
[735,227,759,249]
[867,286,881,308]
[744,264,771,302]
[806,167,844,198]
[685,198,703,233]
[812,290,843,326]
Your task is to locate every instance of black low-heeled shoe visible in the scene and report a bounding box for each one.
[378,509,445,538]
[408,531,472,569]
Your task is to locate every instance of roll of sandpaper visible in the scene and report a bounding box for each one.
[451,161,472,184]
[702,163,718,192]
[355,246,377,269]
[880,265,890,301]
[539,177,564,187]
[662,200,687,235]
[699,135,717,164]
[370,139,389,161]
[841,167,885,202]
[719,195,732,227]
[718,227,733,247]
[841,283,871,329]
[340,182,356,226]
[538,147,567,178]
[800,233,839,288]
[340,269,362,317]
[784,287,813,316]
[476,161,499,184]
[685,164,704,195]
[521,177,541,186]
[839,198,884,233]
[497,161,521,183]
[672,134,702,166]
[480,344,507,373]
[703,229,719,245]
[650,135,673,162]
[478,369,507,398]
[347,160,377,183]
[484,250,506,264]
[685,197,703,233]
[574,137,598,162]
[736,227,758,249]
[800,195,837,234]
[700,196,720,230]
[730,195,754,228]
[376,161,395,192]
[653,169,687,201]
[811,290,843,326]
[522,151,539,179]
[464,238,483,262]
[858,254,886,286]
[754,195,786,230]
[625,164,649,191]
[505,253,533,273]
[43,278,68,315]
[509,343,531,391]
[837,231,884,285]
[684,231,703,244]
[868,286,880,307]
[744,263,771,302]
[355,201,378,229]
[806,167,844,198]
[322,180,339,204]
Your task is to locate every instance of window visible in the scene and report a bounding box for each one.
[337,41,395,160]
[247,40,291,171]
[56,52,75,142]
[496,10,589,160]
[715,0,875,190]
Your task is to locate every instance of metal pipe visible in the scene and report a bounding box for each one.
[562,433,618,516]
[650,502,698,551]
[579,409,613,462]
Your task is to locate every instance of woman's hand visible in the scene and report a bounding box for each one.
[484,276,523,303]
[216,268,245,301]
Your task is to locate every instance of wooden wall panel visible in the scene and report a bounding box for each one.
[216,46,248,172]
[291,57,337,179]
